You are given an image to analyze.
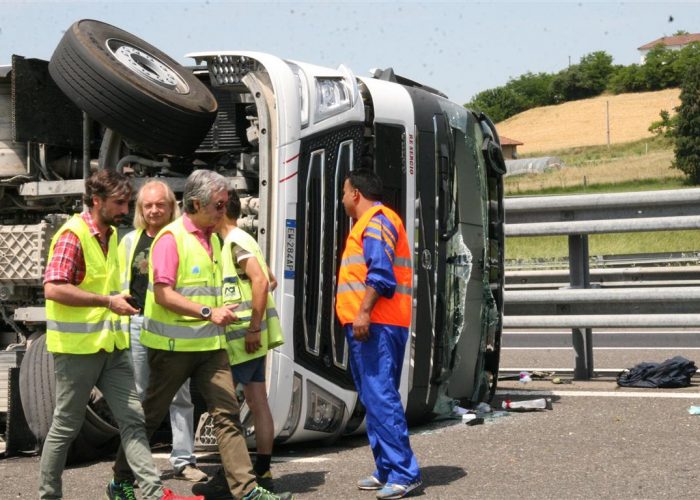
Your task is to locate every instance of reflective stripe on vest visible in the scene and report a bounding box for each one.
[221,226,284,365]
[335,204,413,327]
[45,214,126,353]
[139,217,225,351]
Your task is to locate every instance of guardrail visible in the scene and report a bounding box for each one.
[504,188,700,379]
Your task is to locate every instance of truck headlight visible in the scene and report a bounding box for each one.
[314,78,352,122]
[277,373,302,441]
[304,380,345,433]
[290,63,309,127]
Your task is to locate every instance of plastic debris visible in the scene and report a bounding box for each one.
[452,406,470,417]
[688,406,700,415]
[502,398,553,411]
[519,371,532,383]
[475,402,492,414]
[482,410,509,420]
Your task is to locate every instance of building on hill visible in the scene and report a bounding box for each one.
[638,33,700,62]
[499,135,523,159]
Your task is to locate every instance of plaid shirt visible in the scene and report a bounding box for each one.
[43,211,112,286]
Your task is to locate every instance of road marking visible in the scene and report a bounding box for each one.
[152,451,331,464]
[504,330,700,334]
[504,347,700,351]
[272,456,331,464]
[498,389,700,399]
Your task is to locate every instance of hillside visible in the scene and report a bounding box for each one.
[496,88,680,154]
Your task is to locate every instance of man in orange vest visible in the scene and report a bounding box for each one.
[336,169,421,500]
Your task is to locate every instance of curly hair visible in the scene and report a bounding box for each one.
[83,170,132,207]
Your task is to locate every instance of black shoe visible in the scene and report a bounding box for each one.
[255,471,274,492]
[191,467,232,500]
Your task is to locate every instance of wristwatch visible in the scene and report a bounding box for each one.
[200,306,212,320]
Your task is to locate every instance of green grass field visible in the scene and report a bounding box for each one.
[504,137,700,261]
[506,231,700,261]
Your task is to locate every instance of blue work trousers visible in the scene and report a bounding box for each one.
[345,323,421,486]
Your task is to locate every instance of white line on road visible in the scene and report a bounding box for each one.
[152,451,331,464]
[503,347,700,350]
[504,330,700,335]
[498,389,700,399]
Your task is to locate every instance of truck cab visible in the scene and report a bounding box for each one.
[0,21,504,456]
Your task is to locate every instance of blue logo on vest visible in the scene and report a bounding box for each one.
[192,265,200,274]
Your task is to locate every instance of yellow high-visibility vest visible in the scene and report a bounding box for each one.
[45,214,125,353]
[140,217,225,351]
[221,227,283,365]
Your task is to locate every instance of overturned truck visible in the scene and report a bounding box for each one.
[0,20,505,461]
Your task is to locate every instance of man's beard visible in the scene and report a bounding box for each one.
[100,207,124,226]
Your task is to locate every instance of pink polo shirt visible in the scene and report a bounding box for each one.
[151,214,215,286]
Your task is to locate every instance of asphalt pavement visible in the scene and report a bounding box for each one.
[2,377,700,499]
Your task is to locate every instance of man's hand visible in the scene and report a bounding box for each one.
[109,294,139,316]
[210,304,239,326]
[352,311,371,342]
[244,329,262,353]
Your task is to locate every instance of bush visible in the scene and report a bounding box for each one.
[649,109,678,137]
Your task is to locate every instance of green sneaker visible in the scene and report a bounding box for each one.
[104,479,136,500]
[243,486,294,500]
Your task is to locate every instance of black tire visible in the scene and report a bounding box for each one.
[49,19,217,156]
[18,334,120,464]
[19,334,55,442]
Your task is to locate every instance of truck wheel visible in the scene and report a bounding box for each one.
[18,334,120,464]
[48,19,217,156]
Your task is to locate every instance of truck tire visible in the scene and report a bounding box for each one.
[48,19,217,156]
[18,334,120,464]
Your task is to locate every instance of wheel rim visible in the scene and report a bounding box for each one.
[106,38,190,94]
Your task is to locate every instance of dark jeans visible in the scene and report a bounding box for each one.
[113,349,256,498]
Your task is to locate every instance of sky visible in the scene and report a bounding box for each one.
[1,1,699,104]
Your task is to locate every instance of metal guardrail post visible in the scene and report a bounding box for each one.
[568,234,594,379]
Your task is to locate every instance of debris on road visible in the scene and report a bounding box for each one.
[616,356,697,388]
[502,398,553,411]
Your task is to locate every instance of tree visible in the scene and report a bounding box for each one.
[642,45,680,90]
[673,62,700,183]
[608,64,647,93]
[466,86,529,123]
[550,51,615,102]
[507,72,556,108]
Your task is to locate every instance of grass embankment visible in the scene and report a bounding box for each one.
[504,137,700,261]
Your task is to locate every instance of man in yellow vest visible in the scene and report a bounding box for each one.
[209,188,284,493]
[118,180,208,483]
[336,169,422,500]
[110,170,292,500]
[41,170,198,500]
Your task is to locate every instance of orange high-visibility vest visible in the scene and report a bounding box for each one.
[336,204,412,327]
